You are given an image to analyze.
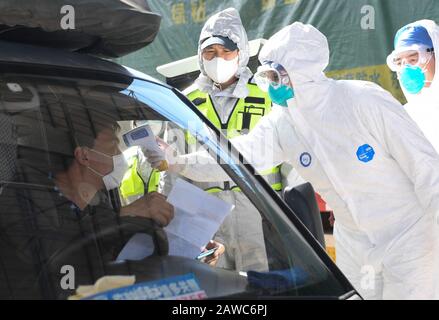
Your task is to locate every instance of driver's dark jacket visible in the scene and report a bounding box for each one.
[0,172,156,300]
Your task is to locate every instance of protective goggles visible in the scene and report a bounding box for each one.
[387,45,434,72]
[254,61,291,92]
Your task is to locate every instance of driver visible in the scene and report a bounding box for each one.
[54,121,175,226]
[0,115,175,299]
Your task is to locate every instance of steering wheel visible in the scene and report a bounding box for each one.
[46,215,169,271]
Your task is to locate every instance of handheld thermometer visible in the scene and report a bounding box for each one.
[123,124,168,171]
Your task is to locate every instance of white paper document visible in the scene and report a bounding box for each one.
[117,178,234,261]
[117,233,155,261]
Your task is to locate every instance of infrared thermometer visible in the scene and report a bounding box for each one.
[122,124,168,171]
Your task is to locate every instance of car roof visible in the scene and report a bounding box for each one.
[0,40,165,86]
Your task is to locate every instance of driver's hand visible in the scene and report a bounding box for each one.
[201,240,225,267]
[120,192,174,226]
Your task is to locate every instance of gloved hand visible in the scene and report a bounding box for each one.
[143,146,168,171]
[123,124,168,171]
[156,137,185,174]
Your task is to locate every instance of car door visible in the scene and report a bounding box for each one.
[0,50,357,299]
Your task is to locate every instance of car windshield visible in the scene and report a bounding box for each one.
[0,72,350,300]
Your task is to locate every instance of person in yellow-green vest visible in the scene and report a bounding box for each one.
[119,146,161,206]
[174,8,298,272]
[118,122,226,265]
[117,122,174,227]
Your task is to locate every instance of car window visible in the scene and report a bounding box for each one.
[0,73,350,300]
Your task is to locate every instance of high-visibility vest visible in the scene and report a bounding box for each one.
[120,155,160,204]
[186,80,282,193]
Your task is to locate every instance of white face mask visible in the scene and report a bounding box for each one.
[87,149,129,191]
[203,56,239,84]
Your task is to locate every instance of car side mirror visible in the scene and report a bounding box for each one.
[283,182,326,247]
[0,83,40,113]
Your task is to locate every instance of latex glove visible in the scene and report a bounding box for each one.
[123,124,168,171]
[143,147,168,171]
[156,137,185,173]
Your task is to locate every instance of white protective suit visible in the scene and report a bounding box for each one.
[399,20,439,154]
[178,23,439,299]
[165,8,301,272]
[393,20,439,299]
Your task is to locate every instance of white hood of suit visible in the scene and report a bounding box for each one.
[258,22,332,116]
[194,7,253,97]
[259,22,329,85]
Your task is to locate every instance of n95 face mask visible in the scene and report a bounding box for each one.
[387,47,434,95]
[268,84,295,107]
[87,149,129,191]
[203,56,239,84]
[399,62,432,95]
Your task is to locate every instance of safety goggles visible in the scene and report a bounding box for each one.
[254,61,291,92]
[387,45,434,72]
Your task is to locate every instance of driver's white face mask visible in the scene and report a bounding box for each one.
[203,56,239,84]
[86,148,129,191]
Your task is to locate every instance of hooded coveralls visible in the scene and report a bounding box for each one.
[178,22,439,299]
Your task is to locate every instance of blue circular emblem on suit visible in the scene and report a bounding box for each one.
[356,144,375,163]
[300,152,312,167]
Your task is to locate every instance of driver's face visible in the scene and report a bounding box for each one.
[87,128,121,175]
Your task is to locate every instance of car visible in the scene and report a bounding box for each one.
[0,1,360,300]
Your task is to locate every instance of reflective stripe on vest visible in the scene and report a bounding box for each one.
[186,81,282,193]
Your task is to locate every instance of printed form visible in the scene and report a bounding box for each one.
[117,178,234,261]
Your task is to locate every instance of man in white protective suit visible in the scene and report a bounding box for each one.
[161,8,302,273]
[387,20,438,152]
[387,20,439,299]
[162,22,439,300]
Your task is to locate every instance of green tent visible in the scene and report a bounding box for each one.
[117,0,439,103]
